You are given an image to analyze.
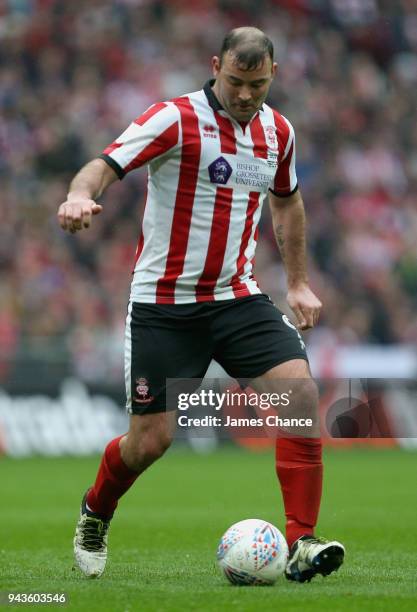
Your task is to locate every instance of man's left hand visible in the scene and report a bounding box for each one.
[286,283,322,330]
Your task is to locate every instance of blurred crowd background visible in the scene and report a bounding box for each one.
[1,0,416,385]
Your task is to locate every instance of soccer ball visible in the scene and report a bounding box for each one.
[217,519,289,585]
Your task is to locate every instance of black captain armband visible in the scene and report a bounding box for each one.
[98,154,125,180]
[269,184,299,198]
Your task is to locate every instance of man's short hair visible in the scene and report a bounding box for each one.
[220,27,274,71]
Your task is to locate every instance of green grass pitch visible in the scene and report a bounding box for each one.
[1,446,416,611]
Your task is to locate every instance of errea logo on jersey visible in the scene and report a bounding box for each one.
[208,156,233,185]
[203,124,217,138]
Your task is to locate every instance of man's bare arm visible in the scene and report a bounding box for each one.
[58,158,119,233]
[269,189,322,329]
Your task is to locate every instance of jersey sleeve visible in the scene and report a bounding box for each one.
[269,114,298,198]
[99,102,180,179]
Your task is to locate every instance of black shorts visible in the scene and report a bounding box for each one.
[124,294,308,414]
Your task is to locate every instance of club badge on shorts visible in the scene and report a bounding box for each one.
[134,377,154,404]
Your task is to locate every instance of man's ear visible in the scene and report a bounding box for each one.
[212,56,221,76]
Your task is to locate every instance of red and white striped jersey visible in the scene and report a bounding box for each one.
[100,80,298,304]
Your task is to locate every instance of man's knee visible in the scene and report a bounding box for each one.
[123,432,172,471]
[290,377,319,409]
[254,359,319,413]
[121,412,174,472]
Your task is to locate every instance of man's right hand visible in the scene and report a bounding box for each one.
[58,197,103,233]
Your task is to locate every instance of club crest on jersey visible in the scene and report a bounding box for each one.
[265,125,278,151]
[208,156,233,185]
[133,377,154,404]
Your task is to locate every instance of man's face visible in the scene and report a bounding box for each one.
[212,51,277,122]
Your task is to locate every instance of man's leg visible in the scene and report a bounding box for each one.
[253,358,344,582]
[212,295,344,582]
[74,410,175,577]
[73,300,213,577]
[253,359,322,546]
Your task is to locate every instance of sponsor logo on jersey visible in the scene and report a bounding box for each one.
[208,156,233,185]
[235,161,273,189]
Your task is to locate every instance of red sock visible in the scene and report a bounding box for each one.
[86,435,138,519]
[275,437,323,549]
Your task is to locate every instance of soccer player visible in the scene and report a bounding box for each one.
[58,27,345,582]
